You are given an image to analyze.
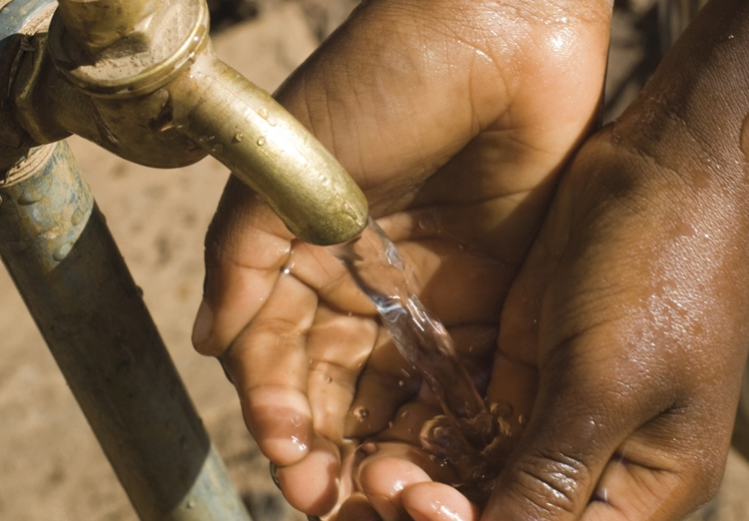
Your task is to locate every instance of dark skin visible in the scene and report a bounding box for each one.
[192,0,749,519]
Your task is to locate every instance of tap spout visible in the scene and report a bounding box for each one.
[167,51,369,245]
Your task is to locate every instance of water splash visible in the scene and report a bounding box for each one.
[329,218,513,502]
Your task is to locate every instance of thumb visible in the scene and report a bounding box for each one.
[481,361,621,521]
[482,190,638,520]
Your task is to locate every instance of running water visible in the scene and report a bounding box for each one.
[329,218,514,503]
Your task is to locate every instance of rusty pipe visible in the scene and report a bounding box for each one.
[0,140,252,520]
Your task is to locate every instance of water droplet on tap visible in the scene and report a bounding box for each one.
[353,406,369,422]
[518,414,528,427]
[326,376,332,384]
[257,136,266,146]
[233,132,244,143]
[258,108,269,120]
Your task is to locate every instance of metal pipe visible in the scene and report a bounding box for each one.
[0,141,252,521]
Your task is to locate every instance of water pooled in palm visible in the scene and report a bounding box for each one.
[329,218,513,502]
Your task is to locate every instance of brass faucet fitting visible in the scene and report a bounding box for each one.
[49,0,208,98]
[9,0,369,245]
[55,0,159,52]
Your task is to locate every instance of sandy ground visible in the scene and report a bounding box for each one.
[0,1,747,520]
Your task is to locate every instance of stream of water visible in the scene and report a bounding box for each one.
[328,218,513,502]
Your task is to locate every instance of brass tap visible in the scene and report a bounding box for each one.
[5,0,368,245]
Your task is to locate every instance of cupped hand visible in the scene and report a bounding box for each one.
[478,1,749,519]
[191,0,612,518]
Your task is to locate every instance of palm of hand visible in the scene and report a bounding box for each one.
[192,1,612,519]
[211,126,546,518]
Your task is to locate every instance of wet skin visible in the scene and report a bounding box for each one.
[193,0,749,520]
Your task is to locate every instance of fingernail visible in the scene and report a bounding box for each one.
[192,299,213,349]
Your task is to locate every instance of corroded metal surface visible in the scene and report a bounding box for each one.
[0,141,252,521]
[0,143,89,273]
[0,0,50,54]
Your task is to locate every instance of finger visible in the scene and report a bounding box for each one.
[344,330,418,438]
[494,182,572,366]
[376,401,444,447]
[581,409,732,521]
[482,332,652,521]
[337,493,383,521]
[306,305,379,442]
[275,435,341,517]
[345,324,497,439]
[484,351,538,443]
[223,272,317,466]
[482,402,611,519]
[284,239,375,316]
[401,482,480,521]
[193,179,292,357]
[395,239,507,326]
[584,457,685,521]
[448,325,499,394]
[355,442,454,521]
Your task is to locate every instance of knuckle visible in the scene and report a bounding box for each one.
[509,449,591,515]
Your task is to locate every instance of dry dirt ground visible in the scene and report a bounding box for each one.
[1,1,748,520]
